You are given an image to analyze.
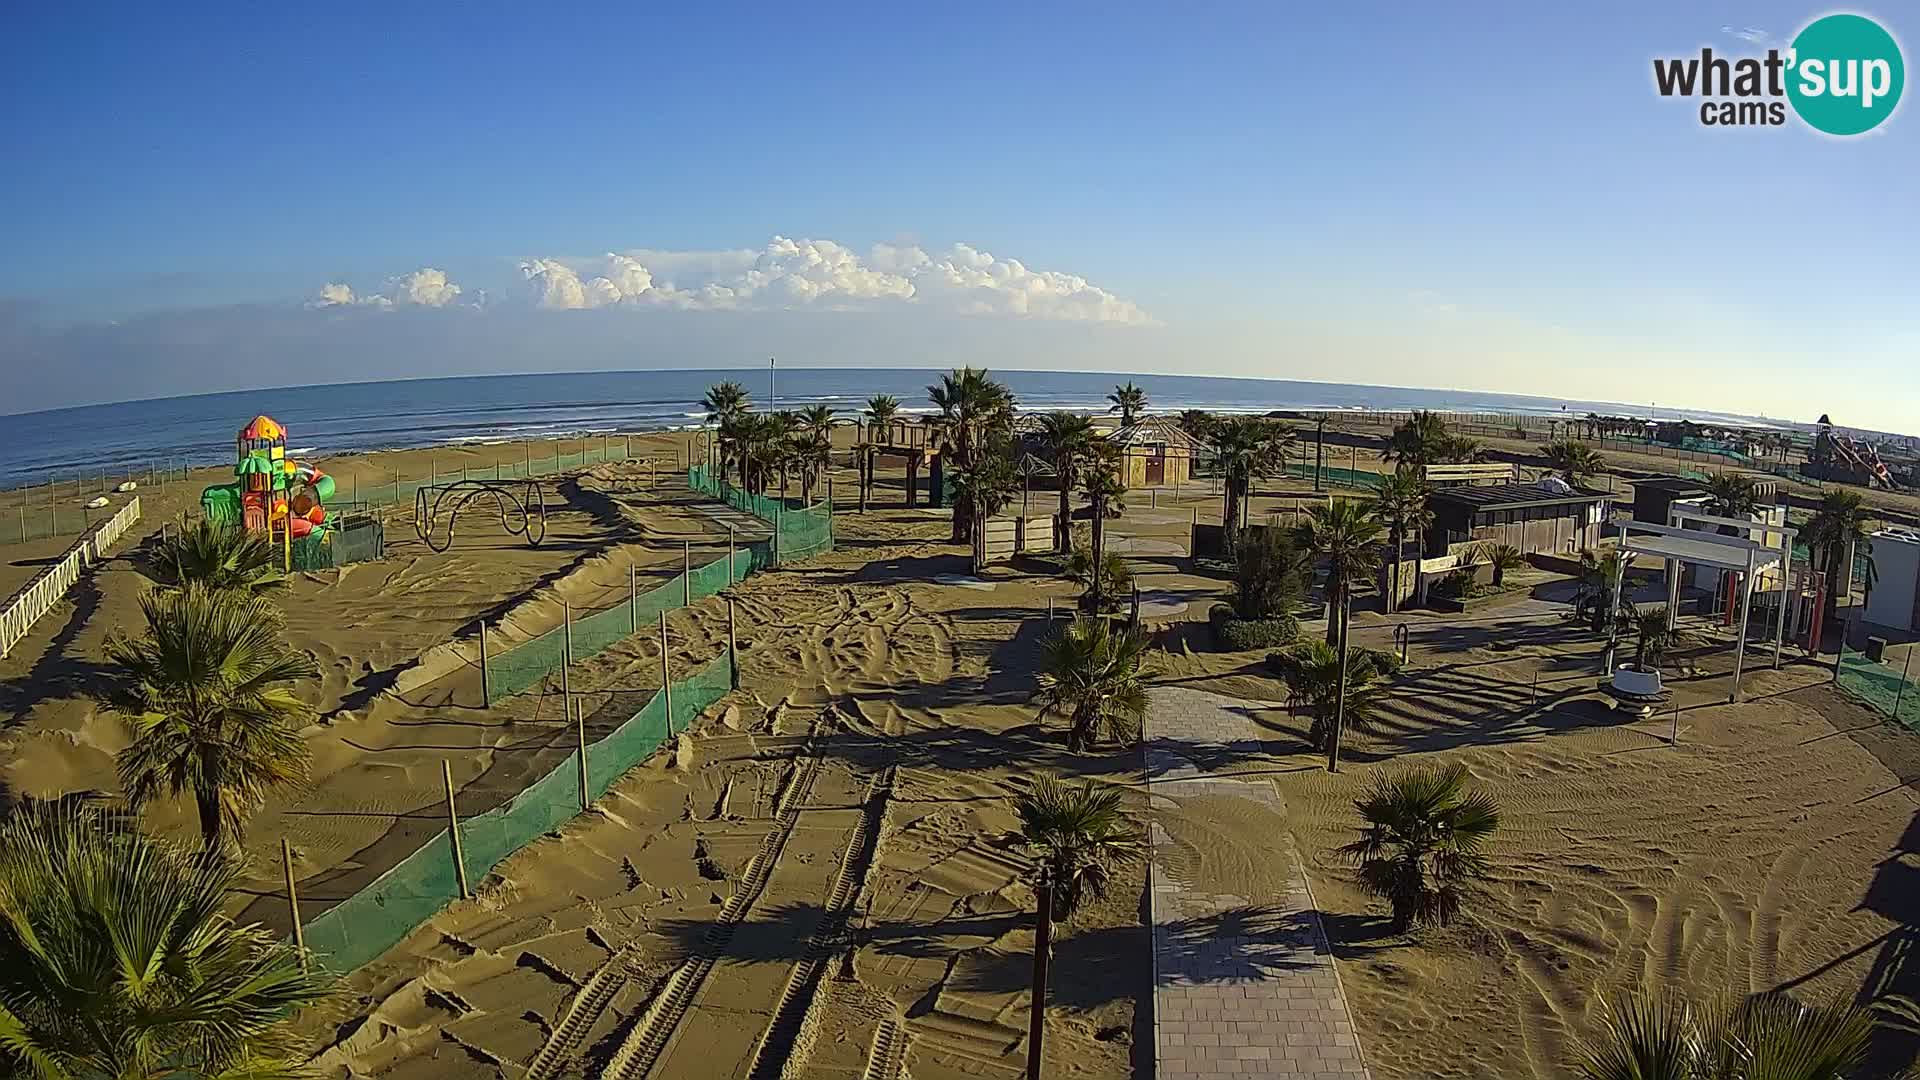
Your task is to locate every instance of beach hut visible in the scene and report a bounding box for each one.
[1105,416,1200,489]
[1424,478,1612,558]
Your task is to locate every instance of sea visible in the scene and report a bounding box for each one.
[0,368,1793,491]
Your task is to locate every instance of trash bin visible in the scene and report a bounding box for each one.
[1866,636,1889,663]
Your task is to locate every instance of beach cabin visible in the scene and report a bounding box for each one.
[1424,479,1611,558]
[1105,416,1199,488]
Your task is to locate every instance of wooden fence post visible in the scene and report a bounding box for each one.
[683,540,692,606]
[629,561,638,633]
[444,761,471,900]
[728,597,741,690]
[659,612,674,734]
[281,839,306,969]
[478,619,490,705]
[562,597,573,702]
[575,697,590,810]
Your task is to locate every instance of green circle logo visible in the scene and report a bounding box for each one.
[1787,13,1904,135]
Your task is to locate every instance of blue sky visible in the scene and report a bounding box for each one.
[1,3,1913,430]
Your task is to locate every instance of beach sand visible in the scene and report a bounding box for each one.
[6,434,1920,1078]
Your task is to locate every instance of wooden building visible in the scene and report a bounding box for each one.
[1424,481,1612,558]
[1105,417,1200,488]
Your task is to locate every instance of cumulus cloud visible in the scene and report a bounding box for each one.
[508,236,1151,323]
[310,267,464,309]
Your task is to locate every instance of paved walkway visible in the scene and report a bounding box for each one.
[1146,687,1371,1079]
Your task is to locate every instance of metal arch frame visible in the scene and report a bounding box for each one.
[412,479,549,553]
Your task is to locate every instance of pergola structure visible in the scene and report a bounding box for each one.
[1604,506,1797,702]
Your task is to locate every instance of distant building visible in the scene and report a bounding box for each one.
[1102,416,1199,488]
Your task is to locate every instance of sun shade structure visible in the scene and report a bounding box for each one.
[1606,505,1798,702]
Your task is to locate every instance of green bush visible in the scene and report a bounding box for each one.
[1269,642,1402,679]
[1210,603,1299,651]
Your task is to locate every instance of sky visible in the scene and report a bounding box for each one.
[1,3,1914,430]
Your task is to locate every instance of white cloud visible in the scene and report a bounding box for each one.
[310,267,464,309]
[1722,25,1777,46]
[508,236,1152,323]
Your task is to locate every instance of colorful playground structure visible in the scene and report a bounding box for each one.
[1807,413,1898,489]
[201,415,353,569]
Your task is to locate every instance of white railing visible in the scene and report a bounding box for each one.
[0,496,141,658]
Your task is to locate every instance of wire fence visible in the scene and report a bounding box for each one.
[1835,640,1920,732]
[300,652,735,973]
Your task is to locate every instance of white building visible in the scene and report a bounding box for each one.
[1864,527,1920,633]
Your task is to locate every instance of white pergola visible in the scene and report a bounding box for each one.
[1606,506,1797,702]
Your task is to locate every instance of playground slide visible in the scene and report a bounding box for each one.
[286,464,335,537]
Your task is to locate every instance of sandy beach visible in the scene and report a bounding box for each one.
[4,431,1919,1079]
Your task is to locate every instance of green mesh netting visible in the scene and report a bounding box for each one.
[303,652,734,973]
[1836,642,1920,732]
[687,465,835,563]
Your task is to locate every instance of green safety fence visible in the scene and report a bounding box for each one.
[289,518,387,572]
[482,544,761,704]
[301,651,735,973]
[687,464,835,561]
[1277,460,1383,491]
[336,438,646,512]
[1835,640,1920,733]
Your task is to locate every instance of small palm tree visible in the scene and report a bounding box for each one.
[1065,548,1133,613]
[1275,640,1386,750]
[1036,617,1150,751]
[1545,440,1604,485]
[1341,762,1500,932]
[1577,993,1874,1080]
[1108,382,1147,428]
[0,802,333,1078]
[1487,543,1526,586]
[1574,547,1632,634]
[1297,500,1383,646]
[928,367,1016,542]
[1036,412,1096,553]
[951,453,1020,551]
[1012,774,1143,921]
[861,394,900,503]
[102,585,318,851]
[1368,468,1432,612]
[1633,606,1671,673]
[1703,472,1761,519]
[1383,411,1453,467]
[148,518,285,594]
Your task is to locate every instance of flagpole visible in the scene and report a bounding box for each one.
[769,356,777,411]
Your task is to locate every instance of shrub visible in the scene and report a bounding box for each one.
[1233,526,1305,619]
[1434,567,1482,599]
[1210,603,1299,651]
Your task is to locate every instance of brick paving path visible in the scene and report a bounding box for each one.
[1146,687,1371,1079]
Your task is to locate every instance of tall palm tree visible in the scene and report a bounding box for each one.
[1209,417,1293,539]
[1010,775,1141,1080]
[1177,409,1217,443]
[862,394,901,505]
[1077,444,1128,612]
[0,803,333,1079]
[1383,411,1453,467]
[1036,618,1150,752]
[1276,640,1387,750]
[1577,993,1875,1080]
[1297,500,1384,646]
[1805,489,1875,622]
[1108,382,1147,428]
[1036,412,1095,554]
[1545,440,1605,485]
[950,453,1020,552]
[102,586,317,852]
[1368,468,1431,613]
[703,381,751,482]
[1340,762,1500,932]
[928,367,1016,542]
[795,404,836,504]
[147,519,286,594]
[1703,472,1761,519]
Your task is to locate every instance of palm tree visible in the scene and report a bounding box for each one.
[794,404,836,504]
[1545,440,1604,485]
[1108,382,1147,428]
[1577,993,1875,1080]
[1383,411,1453,467]
[951,453,1020,554]
[1036,618,1150,752]
[1036,412,1095,553]
[101,585,317,851]
[1574,547,1632,634]
[0,803,333,1079]
[1368,468,1431,613]
[1177,409,1217,443]
[1340,762,1500,932]
[1077,444,1128,612]
[861,394,900,506]
[147,518,286,594]
[1209,417,1293,538]
[1487,543,1525,586]
[1010,774,1142,1080]
[1632,605,1671,672]
[1297,500,1383,646]
[703,381,751,482]
[1276,640,1387,751]
[1805,489,1875,623]
[1065,548,1133,613]
[928,367,1016,542]
[1703,472,1761,519]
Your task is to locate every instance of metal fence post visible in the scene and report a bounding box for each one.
[728,598,741,690]
[1896,648,1915,720]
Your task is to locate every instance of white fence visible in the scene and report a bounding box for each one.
[0,497,141,659]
